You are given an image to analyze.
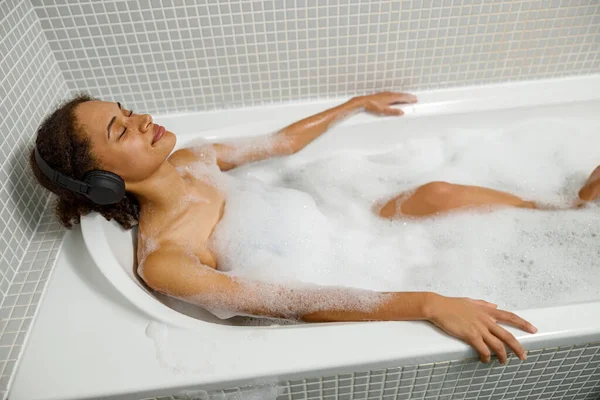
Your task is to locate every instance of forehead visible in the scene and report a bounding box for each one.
[76,100,116,124]
[75,100,116,139]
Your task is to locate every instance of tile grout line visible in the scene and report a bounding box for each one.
[2,198,66,400]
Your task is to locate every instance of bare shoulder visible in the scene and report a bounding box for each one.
[140,241,218,291]
[168,144,218,168]
[168,148,200,167]
[141,234,218,273]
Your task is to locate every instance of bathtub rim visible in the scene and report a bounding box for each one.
[80,73,600,351]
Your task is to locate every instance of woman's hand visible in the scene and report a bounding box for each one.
[354,92,418,116]
[423,294,537,364]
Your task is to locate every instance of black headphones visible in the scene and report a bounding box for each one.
[34,146,126,205]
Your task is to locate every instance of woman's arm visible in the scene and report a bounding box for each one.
[141,246,537,364]
[212,92,418,171]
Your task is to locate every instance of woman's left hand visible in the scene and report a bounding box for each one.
[356,92,418,116]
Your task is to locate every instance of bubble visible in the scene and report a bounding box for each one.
[137,234,159,279]
[205,116,600,313]
[176,384,286,400]
[157,258,390,320]
[182,193,210,205]
[214,134,293,166]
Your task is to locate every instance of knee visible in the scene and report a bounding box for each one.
[417,181,456,205]
[418,181,454,197]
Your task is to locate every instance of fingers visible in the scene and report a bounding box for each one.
[382,108,404,116]
[492,309,538,333]
[489,323,527,361]
[391,92,418,104]
[469,338,491,363]
[483,333,508,364]
[366,92,416,116]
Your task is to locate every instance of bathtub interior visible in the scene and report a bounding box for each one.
[81,213,232,325]
[81,212,293,327]
[80,95,600,328]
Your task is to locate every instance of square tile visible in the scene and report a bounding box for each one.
[5,0,600,399]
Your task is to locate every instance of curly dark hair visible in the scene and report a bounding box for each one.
[29,93,139,229]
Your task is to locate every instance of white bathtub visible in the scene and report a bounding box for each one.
[78,75,600,399]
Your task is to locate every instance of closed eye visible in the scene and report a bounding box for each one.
[118,106,134,140]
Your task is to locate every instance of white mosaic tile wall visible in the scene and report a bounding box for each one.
[1,0,599,399]
[31,0,600,115]
[0,0,69,397]
[141,341,600,400]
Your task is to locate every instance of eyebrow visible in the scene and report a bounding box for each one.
[106,102,121,139]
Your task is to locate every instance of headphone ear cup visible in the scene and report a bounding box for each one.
[83,170,126,205]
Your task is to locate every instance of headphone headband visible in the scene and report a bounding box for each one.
[34,146,91,195]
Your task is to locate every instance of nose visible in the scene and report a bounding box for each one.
[137,114,153,133]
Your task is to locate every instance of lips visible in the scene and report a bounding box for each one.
[152,124,166,145]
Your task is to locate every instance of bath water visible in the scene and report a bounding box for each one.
[206,117,600,311]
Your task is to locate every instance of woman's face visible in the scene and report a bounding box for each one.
[75,100,176,184]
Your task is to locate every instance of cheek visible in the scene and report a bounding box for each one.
[116,144,157,179]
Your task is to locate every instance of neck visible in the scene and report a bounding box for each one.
[127,162,188,214]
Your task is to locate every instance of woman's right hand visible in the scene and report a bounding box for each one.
[423,294,538,364]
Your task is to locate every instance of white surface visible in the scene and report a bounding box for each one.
[11,75,600,400]
[11,229,600,400]
[82,74,600,330]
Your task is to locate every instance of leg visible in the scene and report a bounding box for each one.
[378,181,536,219]
[378,163,600,219]
[579,165,600,202]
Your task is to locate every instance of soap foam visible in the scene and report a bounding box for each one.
[191,279,390,320]
[182,193,210,205]
[137,234,159,280]
[176,384,286,400]
[156,256,390,320]
[144,321,219,375]
[206,117,600,311]
[177,160,232,194]
[214,133,293,166]
[191,142,219,164]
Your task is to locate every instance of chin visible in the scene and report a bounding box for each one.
[158,130,177,150]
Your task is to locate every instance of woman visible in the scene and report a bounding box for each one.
[29,92,600,364]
